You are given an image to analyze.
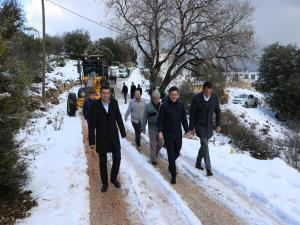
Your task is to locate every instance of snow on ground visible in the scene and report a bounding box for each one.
[120,100,300,225]
[16,86,89,225]
[117,68,151,100]
[224,87,288,139]
[119,138,201,225]
[30,59,78,96]
[179,135,300,225]
[118,70,300,225]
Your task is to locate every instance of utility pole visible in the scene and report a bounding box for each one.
[41,0,46,102]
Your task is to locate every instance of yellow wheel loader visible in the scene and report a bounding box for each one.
[67,55,115,116]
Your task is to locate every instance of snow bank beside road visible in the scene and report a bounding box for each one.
[16,87,89,225]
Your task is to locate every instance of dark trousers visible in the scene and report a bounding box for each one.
[130,93,134,99]
[98,145,121,185]
[165,137,182,177]
[132,121,142,146]
[87,121,95,146]
[123,93,127,103]
[196,138,211,170]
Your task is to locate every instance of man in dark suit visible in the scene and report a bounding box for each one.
[130,82,136,99]
[121,83,128,104]
[89,85,126,192]
[157,86,189,184]
[188,81,221,176]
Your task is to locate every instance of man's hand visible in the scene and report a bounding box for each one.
[184,130,194,139]
[159,132,164,140]
[215,126,221,133]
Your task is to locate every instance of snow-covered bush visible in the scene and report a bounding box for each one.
[221,110,279,159]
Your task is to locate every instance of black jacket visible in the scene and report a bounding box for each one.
[130,85,136,96]
[157,97,188,138]
[88,98,126,153]
[189,92,221,139]
[137,86,142,95]
[83,98,96,120]
[122,85,128,94]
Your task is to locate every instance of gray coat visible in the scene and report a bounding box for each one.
[125,98,146,124]
[142,102,160,130]
[189,92,221,139]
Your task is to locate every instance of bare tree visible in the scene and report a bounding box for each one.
[106,0,255,94]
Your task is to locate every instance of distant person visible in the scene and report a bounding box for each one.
[83,91,97,147]
[130,82,136,99]
[125,89,146,151]
[157,86,189,184]
[121,83,128,104]
[126,67,130,77]
[142,90,163,165]
[137,84,143,96]
[188,81,221,176]
[113,74,117,84]
[88,86,126,193]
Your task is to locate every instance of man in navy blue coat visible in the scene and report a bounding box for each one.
[157,86,189,184]
[83,91,97,146]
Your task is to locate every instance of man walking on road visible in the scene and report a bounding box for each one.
[188,81,221,176]
[157,86,189,184]
[137,84,143,96]
[89,85,126,192]
[142,90,163,165]
[83,91,97,147]
[121,83,128,104]
[130,82,136,99]
[125,89,146,151]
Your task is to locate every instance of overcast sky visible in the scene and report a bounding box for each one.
[23,0,300,46]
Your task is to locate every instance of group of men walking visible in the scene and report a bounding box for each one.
[83,81,221,192]
[121,82,143,104]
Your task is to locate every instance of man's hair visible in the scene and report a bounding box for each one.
[101,85,110,91]
[203,81,212,89]
[168,86,179,94]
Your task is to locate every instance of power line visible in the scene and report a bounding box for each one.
[45,0,121,34]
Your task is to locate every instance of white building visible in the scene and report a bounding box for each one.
[226,71,259,83]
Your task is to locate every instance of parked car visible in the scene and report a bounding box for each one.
[232,94,248,104]
[244,95,259,108]
[117,68,129,78]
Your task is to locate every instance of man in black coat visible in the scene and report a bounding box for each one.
[188,81,221,176]
[83,91,97,147]
[121,83,128,104]
[130,82,136,99]
[157,86,189,184]
[89,85,126,192]
[137,84,143,96]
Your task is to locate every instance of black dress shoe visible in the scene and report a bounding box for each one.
[111,179,121,188]
[206,169,213,176]
[170,176,176,185]
[195,163,204,170]
[101,184,108,192]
